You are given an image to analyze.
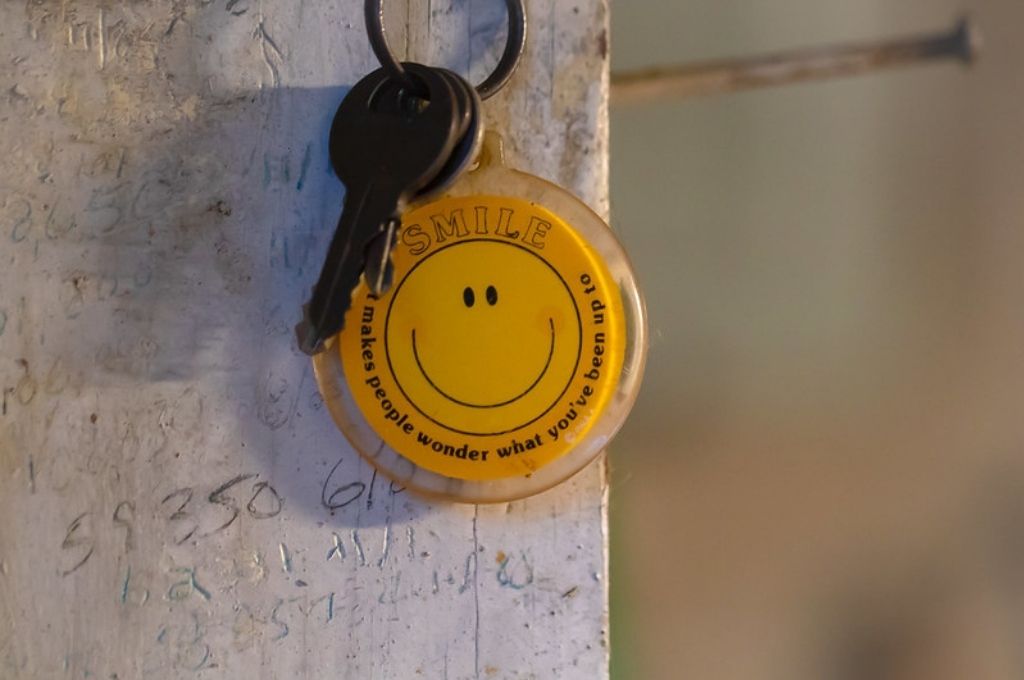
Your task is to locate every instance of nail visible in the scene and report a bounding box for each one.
[611,16,982,106]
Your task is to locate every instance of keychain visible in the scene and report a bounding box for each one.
[298,0,647,502]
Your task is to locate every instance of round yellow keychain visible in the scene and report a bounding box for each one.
[313,133,647,502]
[304,0,646,502]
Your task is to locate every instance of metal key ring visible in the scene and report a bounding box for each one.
[364,0,527,100]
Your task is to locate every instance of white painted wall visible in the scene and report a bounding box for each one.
[0,1,611,677]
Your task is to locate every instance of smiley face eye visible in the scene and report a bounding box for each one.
[486,285,498,306]
[463,287,475,307]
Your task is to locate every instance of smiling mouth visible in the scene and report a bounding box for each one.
[411,318,556,409]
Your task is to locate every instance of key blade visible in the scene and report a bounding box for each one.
[296,189,384,355]
[295,304,326,355]
[364,218,399,297]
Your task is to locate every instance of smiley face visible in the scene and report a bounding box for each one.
[385,240,582,436]
[412,283,556,408]
[332,193,635,485]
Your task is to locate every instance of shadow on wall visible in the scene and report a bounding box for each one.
[2,43,430,530]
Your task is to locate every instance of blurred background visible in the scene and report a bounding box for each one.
[607,1,1024,678]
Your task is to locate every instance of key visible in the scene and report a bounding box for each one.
[296,65,461,355]
[415,67,484,198]
[361,64,483,291]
